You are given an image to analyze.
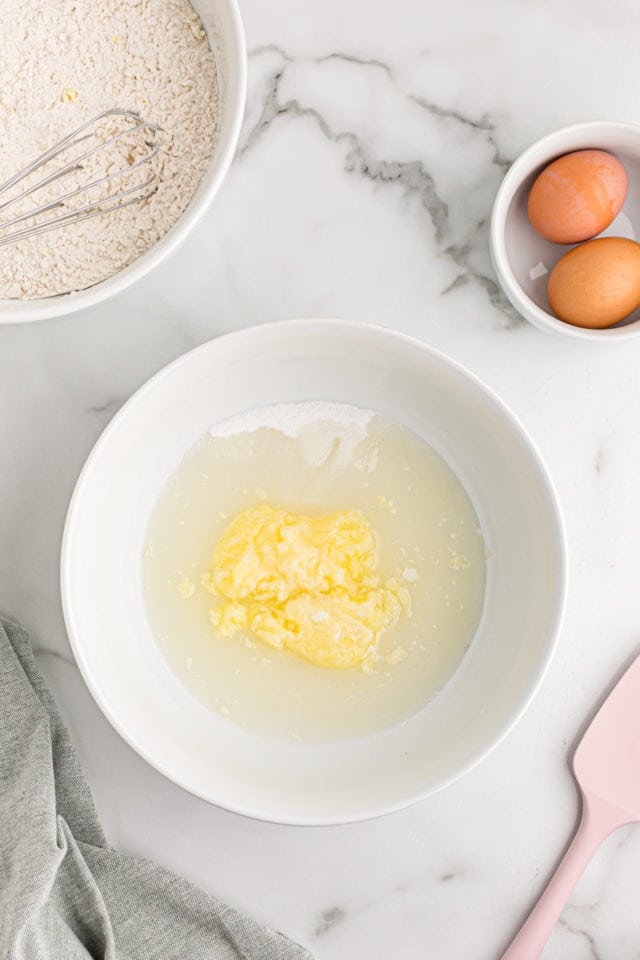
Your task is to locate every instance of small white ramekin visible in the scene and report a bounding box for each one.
[0,0,246,324]
[491,121,640,342]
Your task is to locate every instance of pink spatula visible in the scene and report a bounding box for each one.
[501,654,640,959]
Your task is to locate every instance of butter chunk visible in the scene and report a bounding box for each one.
[206,503,411,670]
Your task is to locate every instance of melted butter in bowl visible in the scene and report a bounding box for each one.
[142,401,488,743]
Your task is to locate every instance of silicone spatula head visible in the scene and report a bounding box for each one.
[573,654,640,821]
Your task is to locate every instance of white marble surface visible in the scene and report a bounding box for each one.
[2,0,640,957]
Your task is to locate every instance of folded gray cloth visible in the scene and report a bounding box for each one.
[0,615,312,960]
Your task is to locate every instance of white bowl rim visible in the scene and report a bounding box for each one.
[491,120,640,343]
[0,0,247,325]
[60,318,568,824]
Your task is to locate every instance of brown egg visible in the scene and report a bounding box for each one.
[528,150,627,244]
[548,237,640,329]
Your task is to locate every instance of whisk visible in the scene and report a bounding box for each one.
[0,109,160,248]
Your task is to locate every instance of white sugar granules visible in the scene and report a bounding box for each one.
[209,402,377,470]
[0,0,218,300]
[209,402,375,440]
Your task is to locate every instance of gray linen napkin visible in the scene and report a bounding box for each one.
[0,615,312,960]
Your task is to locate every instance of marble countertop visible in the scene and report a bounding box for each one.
[2,1,640,957]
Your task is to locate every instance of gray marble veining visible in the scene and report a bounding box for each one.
[2,1,640,957]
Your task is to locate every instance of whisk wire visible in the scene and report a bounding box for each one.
[0,109,160,246]
[0,109,148,195]
[0,144,160,234]
[0,119,157,215]
[0,179,158,248]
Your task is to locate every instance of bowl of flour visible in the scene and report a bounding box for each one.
[0,0,246,322]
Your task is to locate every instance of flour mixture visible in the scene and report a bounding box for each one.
[0,0,218,299]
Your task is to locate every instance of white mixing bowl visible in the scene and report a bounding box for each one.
[61,319,567,824]
[0,0,246,324]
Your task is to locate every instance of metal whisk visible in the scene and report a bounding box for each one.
[0,109,160,248]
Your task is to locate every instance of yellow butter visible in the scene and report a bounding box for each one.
[205,503,410,669]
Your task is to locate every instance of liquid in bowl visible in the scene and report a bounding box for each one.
[142,402,488,743]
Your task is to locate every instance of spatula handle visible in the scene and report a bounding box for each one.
[500,797,618,959]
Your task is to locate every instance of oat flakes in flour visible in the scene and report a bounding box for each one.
[0,0,218,299]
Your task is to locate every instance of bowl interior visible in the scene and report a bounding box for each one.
[0,0,245,323]
[62,321,566,823]
[499,124,640,336]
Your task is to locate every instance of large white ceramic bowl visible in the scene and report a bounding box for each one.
[491,121,640,341]
[0,0,246,324]
[61,319,567,824]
